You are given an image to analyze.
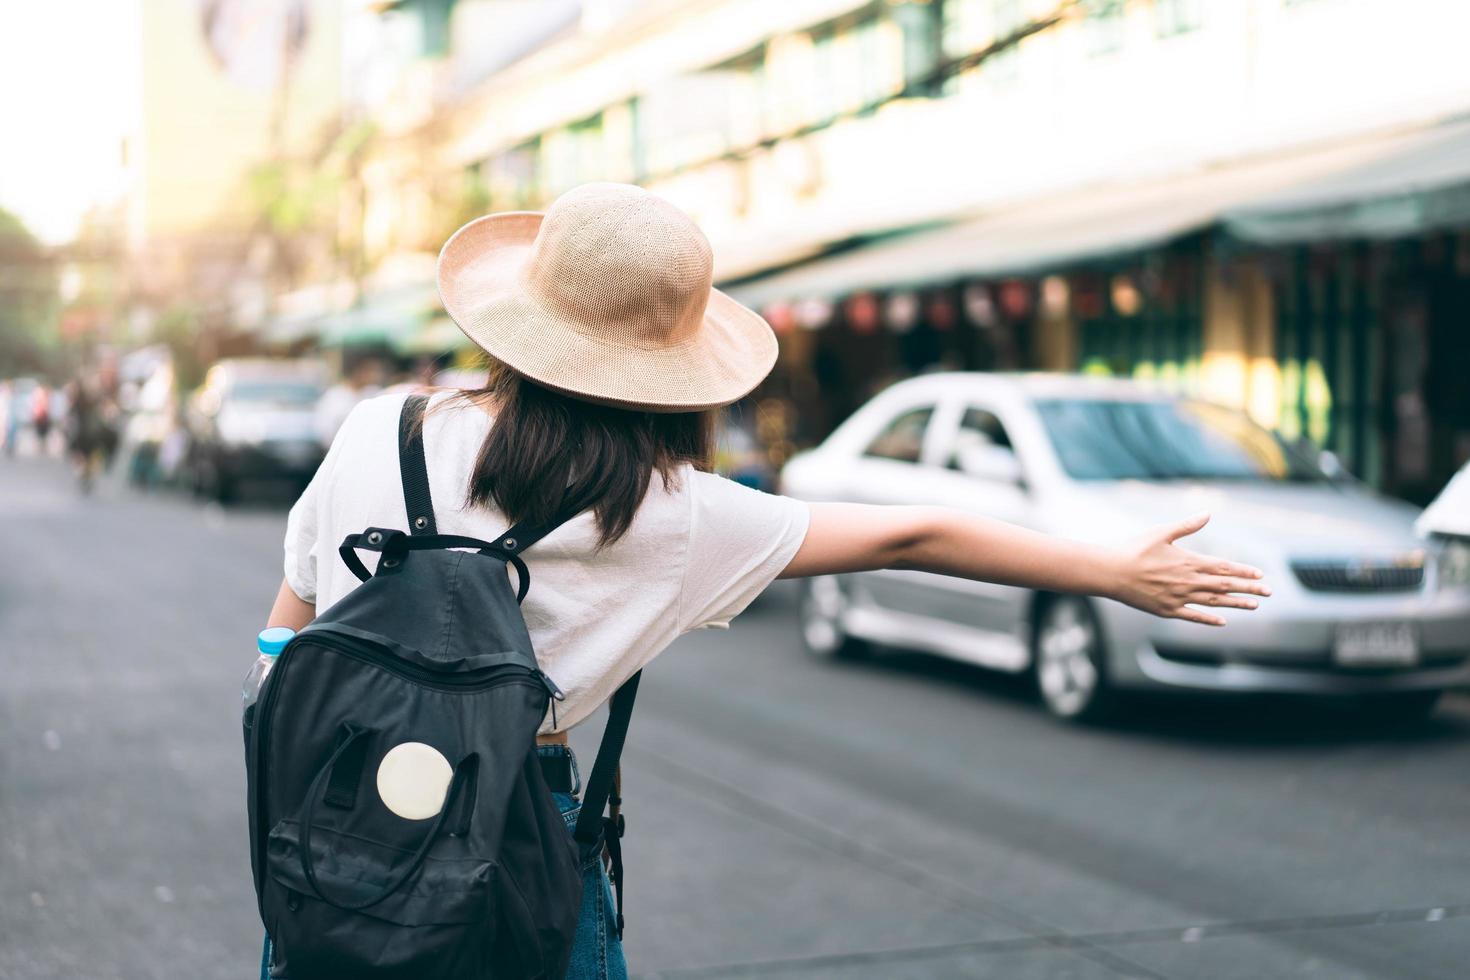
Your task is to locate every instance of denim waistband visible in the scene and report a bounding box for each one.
[537,743,582,798]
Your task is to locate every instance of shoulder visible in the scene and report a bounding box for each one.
[683,468,810,533]
[344,389,413,430]
[332,389,451,445]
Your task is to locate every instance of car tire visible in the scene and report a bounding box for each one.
[1032,595,1117,722]
[1358,690,1442,724]
[799,576,870,662]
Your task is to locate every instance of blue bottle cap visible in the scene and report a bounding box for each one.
[258,627,296,657]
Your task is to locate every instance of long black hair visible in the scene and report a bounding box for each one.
[448,361,716,546]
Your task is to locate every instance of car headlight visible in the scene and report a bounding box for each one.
[1439,538,1470,587]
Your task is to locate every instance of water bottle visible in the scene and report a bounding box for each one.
[244,627,295,710]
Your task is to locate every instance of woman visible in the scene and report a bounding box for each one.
[263,183,1268,977]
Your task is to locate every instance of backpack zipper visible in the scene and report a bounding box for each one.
[300,630,552,694]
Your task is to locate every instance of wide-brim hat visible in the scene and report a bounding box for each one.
[437,182,777,412]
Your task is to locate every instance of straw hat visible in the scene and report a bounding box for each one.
[437,182,777,412]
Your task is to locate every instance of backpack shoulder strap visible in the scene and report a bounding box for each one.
[402,392,578,550]
[397,394,437,536]
[489,508,579,557]
[574,671,640,937]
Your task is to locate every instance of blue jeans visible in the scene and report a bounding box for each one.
[259,744,627,979]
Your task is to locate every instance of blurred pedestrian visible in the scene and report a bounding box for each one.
[29,383,52,449]
[313,357,381,448]
[65,371,121,494]
[0,380,12,456]
[256,184,1270,978]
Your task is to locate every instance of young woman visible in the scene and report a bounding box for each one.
[263,183,1268,977]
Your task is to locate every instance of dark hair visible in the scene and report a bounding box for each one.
[449,362,716,546]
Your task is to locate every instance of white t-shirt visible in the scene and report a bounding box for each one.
[283,391,810,732]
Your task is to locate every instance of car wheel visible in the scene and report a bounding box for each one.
[799,576,870,661]
[1358,690,1442,724]
[1033,595,1116,722]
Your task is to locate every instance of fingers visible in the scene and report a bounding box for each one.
[1206,558,1265,580]
[1164,512,1211,543]
[1190,592,1260,610]
[1197,576,1272,597]
[1172,606,1227,627]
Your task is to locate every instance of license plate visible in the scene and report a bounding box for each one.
[1334,622,1419,666]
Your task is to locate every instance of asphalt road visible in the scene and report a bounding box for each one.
[3,455,1469,980]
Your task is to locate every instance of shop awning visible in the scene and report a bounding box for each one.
[393,315,473,356]
[318,284,441,348]
[1223,116,1470,243]
[260,281,358,345]
[724,115,1470,308]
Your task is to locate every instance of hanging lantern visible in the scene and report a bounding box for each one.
[1110,274,1142,317]
[885,292,919,334]
[962,283,997,328]
[926,291,957,331]
[794,297,834,330]
[1072,274,1105,319]
[845,292,880,334]
[998,279,1033,319]
[764,302,796,334]
[1041,275,1070,318]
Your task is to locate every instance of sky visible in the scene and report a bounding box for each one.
[0,0,141,245]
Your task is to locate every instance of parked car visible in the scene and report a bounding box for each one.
[781,373,1470,722]
[1418,462,1470,541]
[183,359,326,502]
[1419,462,1470,592]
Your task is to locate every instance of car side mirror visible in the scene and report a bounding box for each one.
[1318,450,1351,483]
[955,443,1024,486]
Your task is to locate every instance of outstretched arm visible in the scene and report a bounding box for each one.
[779,504,1268,627]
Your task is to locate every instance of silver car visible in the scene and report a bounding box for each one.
[780,373,1470,722]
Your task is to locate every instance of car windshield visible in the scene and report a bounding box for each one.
[229,381,321,407]
[1034,397,1327,482]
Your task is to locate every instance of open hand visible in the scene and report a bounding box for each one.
[1111,513,1270,626]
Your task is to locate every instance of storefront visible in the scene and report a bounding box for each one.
[727,115,1470,501]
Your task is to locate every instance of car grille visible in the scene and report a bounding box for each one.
[1290,559,1424,593]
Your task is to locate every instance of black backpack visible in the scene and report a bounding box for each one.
[244,394,639,979]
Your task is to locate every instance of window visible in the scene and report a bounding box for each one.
[948,407,1013,468]
[864,406,934,463]
[1155,0,1203,36]
[1034,398,1329,482]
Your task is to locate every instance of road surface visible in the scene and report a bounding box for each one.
[3,457,1468,979]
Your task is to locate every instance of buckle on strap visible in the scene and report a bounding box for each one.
[601,813,628,939]
[357,527,406,551]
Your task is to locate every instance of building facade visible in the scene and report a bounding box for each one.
[344,0,1470,499]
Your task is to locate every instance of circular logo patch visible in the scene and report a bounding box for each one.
[376,742,453,820]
